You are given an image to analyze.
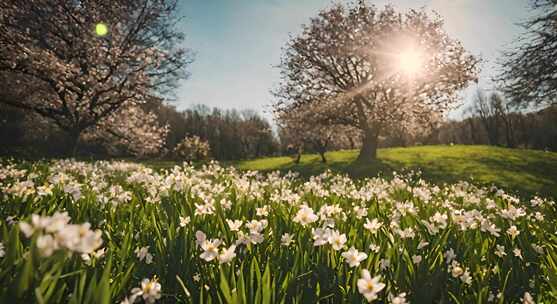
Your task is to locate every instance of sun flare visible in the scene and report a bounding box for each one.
[95,23,108,37]
[397,49,423,75]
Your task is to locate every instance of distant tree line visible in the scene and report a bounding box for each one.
[0,100,279,160]
[149,102,279,160]
[369,89,557,151]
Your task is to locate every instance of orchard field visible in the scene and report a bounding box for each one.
[1,159,556,303]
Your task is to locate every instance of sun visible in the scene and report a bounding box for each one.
[95,23,108,37]
[397,49,423,76]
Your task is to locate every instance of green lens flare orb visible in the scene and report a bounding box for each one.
[95,23,108,36]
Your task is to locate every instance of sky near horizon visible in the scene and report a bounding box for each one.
[174,0,534,121]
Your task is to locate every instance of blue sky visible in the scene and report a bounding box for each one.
[174,0,534,121]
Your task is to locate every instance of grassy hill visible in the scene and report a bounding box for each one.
[233,145,557,198]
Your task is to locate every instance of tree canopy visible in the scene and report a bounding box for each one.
[275,2,479,162]
[0,0,191,155]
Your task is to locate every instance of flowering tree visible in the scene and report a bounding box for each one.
[276,102,358,163]
[275,2,479,162]
[0,0,191,155]
[173,135,211,161]
[82,102,169,157]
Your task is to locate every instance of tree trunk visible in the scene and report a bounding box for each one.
[69,129,81,157]
[293,146,302,164]
[319,151,327,163]
[467,119,477,144]
[356,129,378,163]
[503,116,516,148]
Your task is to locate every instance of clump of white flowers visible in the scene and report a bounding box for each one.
[19,212,103,257]
[448,260,472,285]
[2,159,556,302]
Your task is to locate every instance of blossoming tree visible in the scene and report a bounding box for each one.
[275,102,358,163]
[0,0,191,155]
[275,2,479,162]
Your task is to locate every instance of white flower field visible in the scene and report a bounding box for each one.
[0,160,556,303]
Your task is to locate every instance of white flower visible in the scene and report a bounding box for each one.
[256,205,270,217]
[451,266,464,278]
[449,260,464,278]
[218,245,236,264]
[483,222,501,237]
[200,239,222,261]
[281,233,294,246]
[0,242,5,258]
[488,292,495,302]
[19,213,102,256]
[37,234,58,257]
[412,255,422,265]
[226,219,243,232]
[55,223,103,254]
[357,270,385,302]
[328,230,347,250]
[293,205,318,226]
[513,248,523,260]
[6,216,16,225]
[235,231,250,246]
[81,248,106,265]
[495,245,506,258]
[130,277,162,304]
[246,219,267,234]
[460,269,472,285]
[444,248,456,263]
[63,183,82,201]
[353,205,368,219]
[532,244,544,254]
[342,247,367,267]
[390,292,408,304]
[380,259,390,270]
[369,244,380,253]
[120,297,133,304]
[507,225,520,239]
[194,202,215,216]
[312,228,331,246]
[135,246,153,264]
[195,231,206,247]
[248,232,265,244]
[522,292,535,304]
[220,199,232,210]
[431,212,448,228]
[179,216,190,228]
[417,240,429,249]
[363,218,382,234]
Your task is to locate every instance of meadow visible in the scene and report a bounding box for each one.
[1,156,556,303]
[234,145,557,199]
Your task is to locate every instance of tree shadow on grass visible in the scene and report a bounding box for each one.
[262,155,403,181]
[382,155,557,199]
[260,153,556,199]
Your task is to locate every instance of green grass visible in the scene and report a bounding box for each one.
[232,145,557,198]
